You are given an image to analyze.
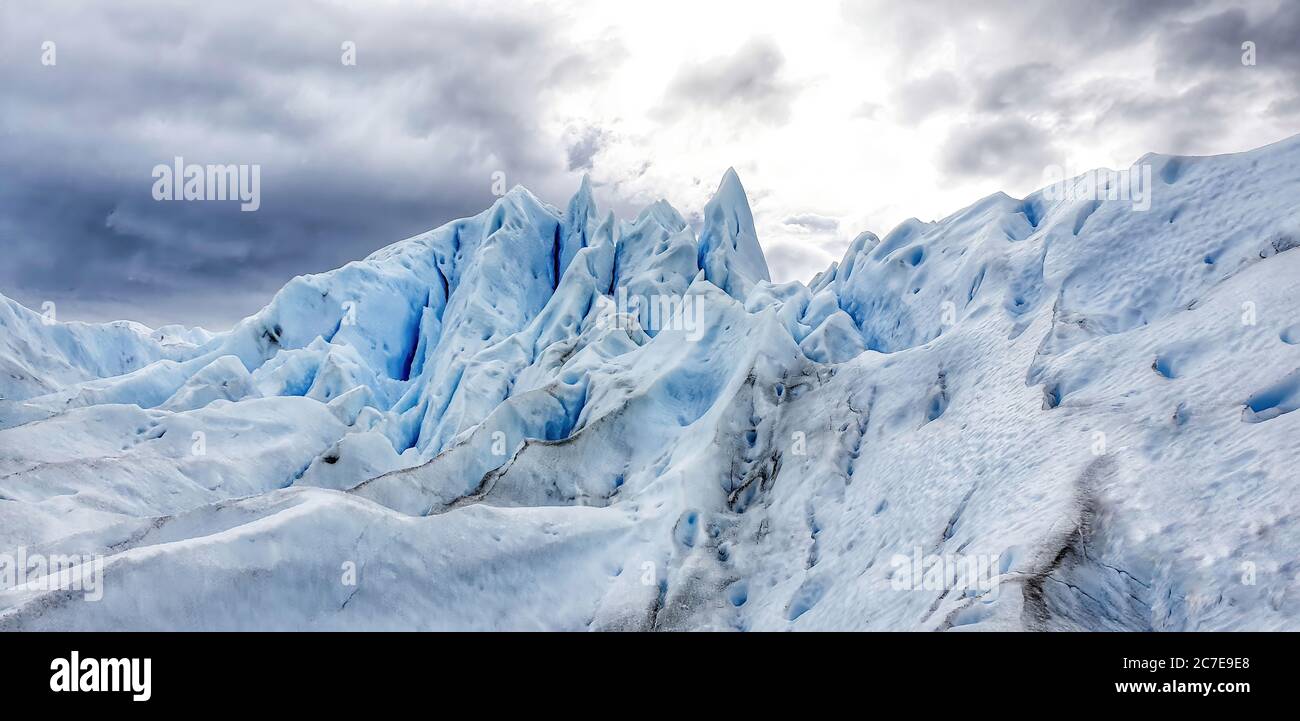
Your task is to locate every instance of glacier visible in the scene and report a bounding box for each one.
[1,135,1299,630]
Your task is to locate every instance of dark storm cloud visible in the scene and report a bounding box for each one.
[1158,4,1300,77]
[0,0,613,328]
[659,37,800,123]
[973,63,1060,113]
[844,0,1297,186]
[565,124,610,171]
[938,119,1059,183]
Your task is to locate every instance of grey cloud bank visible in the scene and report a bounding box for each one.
[0,0,608,328]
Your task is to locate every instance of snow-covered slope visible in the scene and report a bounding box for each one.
[0,293,209,402]
[2,136,1299,630]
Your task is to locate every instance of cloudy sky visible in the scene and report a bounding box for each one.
[1,0,1296,328]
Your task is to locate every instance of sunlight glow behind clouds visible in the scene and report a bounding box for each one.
[558,0,1298,285]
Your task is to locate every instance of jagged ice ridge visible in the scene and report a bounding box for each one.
[2,136,1300,630]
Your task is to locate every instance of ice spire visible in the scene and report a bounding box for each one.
[697,168,770,300]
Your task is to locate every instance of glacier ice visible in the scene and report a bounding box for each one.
[2,136,1300,630]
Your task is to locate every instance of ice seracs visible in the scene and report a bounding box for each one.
[698,167,772,300]
[2,135,1299,630]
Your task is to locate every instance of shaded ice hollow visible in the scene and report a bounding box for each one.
[2,136,1300,630]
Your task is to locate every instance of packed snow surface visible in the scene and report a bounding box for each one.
[2,137,1299,630]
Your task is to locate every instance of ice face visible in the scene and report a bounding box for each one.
[2,134,1300,630]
